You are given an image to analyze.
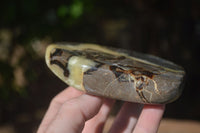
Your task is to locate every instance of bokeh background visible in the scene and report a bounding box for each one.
[0,0,200,132]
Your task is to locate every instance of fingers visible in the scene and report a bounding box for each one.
[37,86,165,133]
[109,102,143,133]
[133,104,165,133]
[45,93,103,133]
[37,87,84,133]
[37,87,113,133]
[82,98,115,133]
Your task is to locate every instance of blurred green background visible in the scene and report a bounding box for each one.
[0,0,200,132]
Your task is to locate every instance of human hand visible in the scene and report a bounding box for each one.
[37,87,165,133]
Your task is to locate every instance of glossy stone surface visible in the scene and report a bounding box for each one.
[45,43,185,104]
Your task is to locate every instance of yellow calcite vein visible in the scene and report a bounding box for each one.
[67,56,96,91]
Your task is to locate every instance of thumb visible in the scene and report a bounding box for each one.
[45,94,103,133]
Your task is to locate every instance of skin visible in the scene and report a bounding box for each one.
[37,87,165,133]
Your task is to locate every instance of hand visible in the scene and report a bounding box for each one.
[37,87,165,133]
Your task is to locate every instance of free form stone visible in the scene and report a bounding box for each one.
[45,43,185,104]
